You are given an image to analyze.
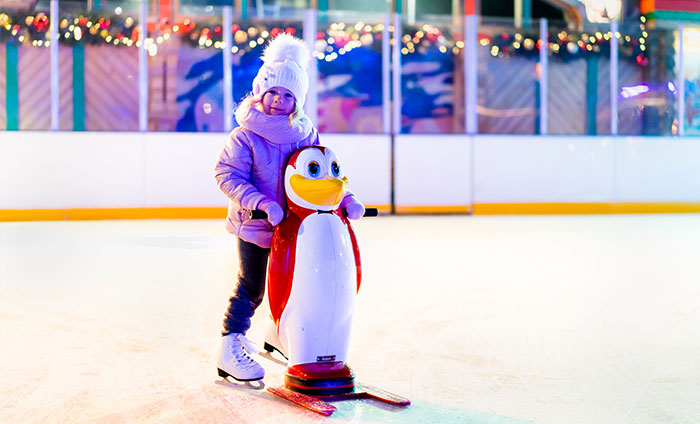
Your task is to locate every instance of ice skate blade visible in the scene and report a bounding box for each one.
[217,367,264,382]
[263,342,288,360]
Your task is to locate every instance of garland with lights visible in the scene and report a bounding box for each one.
[175,19,300,54]
[0,11,142,47]
[0,11,304,55]
[172,19,382,59]
[0,10,653,66]
[481,23,649,66]
[400,20,650,66]
[314,21,383,62]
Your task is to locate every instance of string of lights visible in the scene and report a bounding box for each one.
[0,10,651,65]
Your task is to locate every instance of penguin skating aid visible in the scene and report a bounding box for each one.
[249,146,410,416]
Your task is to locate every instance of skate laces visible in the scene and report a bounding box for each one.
[229,334,260,366]
[236,334,260,356]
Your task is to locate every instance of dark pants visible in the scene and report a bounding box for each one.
[222,238,270,336]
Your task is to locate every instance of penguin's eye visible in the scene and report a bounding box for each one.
[331,162,341,177]
[308,161,321,178]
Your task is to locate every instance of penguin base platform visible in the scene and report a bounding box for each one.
[268,371,410,417]
[284,361,355,395]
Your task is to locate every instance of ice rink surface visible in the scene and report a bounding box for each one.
[2,214,699,423]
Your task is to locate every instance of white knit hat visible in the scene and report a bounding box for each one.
[252,33,311,107]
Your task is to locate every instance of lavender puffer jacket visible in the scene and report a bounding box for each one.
[215,125,319,248]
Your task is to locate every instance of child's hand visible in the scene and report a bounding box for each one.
[262,201,284,226]
[345,200,365,220]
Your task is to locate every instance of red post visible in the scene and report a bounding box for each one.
[159,0,172,26]
[464,0,475,15]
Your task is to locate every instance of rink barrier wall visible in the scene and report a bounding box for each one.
[2,132,700,220]
[394,134,473,213]
[471,135,700,208]
[0,131,393,220]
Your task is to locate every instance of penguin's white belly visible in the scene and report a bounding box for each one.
[279,213,356,366]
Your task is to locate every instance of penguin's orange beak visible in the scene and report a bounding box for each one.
[290,174,347,207]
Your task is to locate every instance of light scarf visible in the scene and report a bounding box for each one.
[234,102,312,145]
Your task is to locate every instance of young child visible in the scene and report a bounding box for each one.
[214,34,365,381]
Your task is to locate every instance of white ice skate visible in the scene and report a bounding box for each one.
[217,333,265,381]
[263,320,288,360]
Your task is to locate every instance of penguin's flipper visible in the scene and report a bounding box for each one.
[268,212,303,325]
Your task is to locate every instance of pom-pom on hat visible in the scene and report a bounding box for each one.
[252,33,311,107]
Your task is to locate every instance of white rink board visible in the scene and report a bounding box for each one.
[472,136,616,204]
[0,132,391,209]
[615,137,700,202]
[2,132,700,210]
[394,134,472,207]
[143,132,228,207]
[0,131,146,209]
[471,135,700,204]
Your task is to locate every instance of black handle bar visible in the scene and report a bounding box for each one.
[363,208,379,217]
[249,207,378,219]
[249,210,269,220]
